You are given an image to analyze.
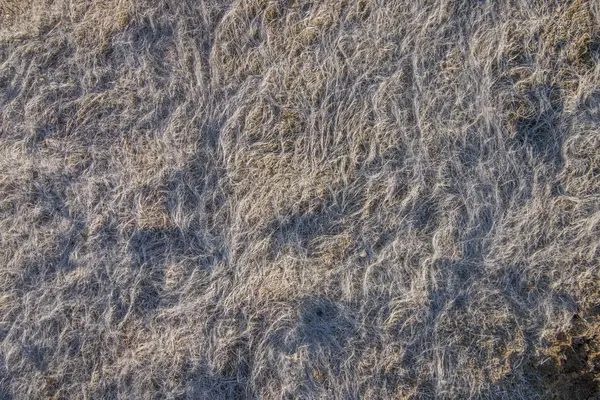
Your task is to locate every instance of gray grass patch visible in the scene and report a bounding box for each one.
[1,0,600,398]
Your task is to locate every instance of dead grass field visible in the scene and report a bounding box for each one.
[1,0,599,398]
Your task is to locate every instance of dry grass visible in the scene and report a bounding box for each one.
[1,0,600,398]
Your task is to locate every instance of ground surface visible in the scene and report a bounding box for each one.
[0,0,599,398]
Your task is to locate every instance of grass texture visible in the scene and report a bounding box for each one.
[1,0,600,398]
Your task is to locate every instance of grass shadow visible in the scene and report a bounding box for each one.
[512,83,565,170]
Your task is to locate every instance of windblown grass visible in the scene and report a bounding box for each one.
[1,0,599,398]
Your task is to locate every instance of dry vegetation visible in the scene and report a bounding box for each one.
[1,0,600,398]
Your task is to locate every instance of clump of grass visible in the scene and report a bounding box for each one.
[72,0,134,52]
[543,0,597,66]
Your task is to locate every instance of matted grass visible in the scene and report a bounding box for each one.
[1,0,599,398]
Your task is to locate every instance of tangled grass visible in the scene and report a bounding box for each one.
[1,0,599,398]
